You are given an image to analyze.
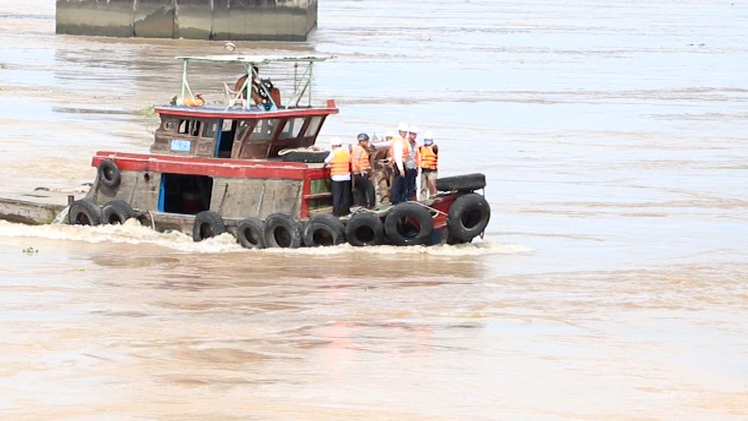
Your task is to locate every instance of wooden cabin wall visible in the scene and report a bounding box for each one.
[87,171,162,212]
[211,178,302,219]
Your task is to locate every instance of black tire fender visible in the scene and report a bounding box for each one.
[345,212,385,247]
[192,211,226,242]
[67,199,102,226]
[436,173,486,192]
[303,214,346,247]
[281,151,329,164]
[447,193,491,242]
[263,213,303,248]
[236,217,265,249]
[384,202,434,246]
[101,200,136,225]
[98,160,121,189]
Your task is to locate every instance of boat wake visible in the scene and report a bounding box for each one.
[0,220,530,256]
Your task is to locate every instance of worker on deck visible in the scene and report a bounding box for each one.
[371,131,394,205]
[390,130,413,204]
[324,138,352,216]
[351,133,376,209]
[397,122,409,141]
[403,125,420,202]
[418,130,439,200]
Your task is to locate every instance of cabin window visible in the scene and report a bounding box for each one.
[177,120,202,137]
[280,118,306,140]
[304,116,324,137]
[249,118,281,142]
[163,120,176,131]
[178,120,189,134]
[191,121,202,137]
[203,121,219,138]
[235,120,252,142]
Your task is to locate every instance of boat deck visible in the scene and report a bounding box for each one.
[0,189,86,225]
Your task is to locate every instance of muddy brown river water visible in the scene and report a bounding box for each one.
[1,0,747,420]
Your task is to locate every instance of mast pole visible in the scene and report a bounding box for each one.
[308,62,313,107]
[181,59,188,99]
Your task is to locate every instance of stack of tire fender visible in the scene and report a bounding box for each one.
[66,172,491,248]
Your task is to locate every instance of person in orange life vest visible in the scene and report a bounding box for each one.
[403,125,420,202]
[351,133,375,209]
[418,130,439,200]
[182,92,205,107]
[323,138,352,216]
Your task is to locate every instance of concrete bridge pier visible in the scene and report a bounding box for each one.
[56,0,318,41]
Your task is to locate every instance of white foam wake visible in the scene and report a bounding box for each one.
[0,220,531,256]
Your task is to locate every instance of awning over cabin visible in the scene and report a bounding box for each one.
[174,54,334,65]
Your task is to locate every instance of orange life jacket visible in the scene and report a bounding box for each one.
[329,148,351,177]
[182,96,205,107]
[352,145,371,173]
[419,144,438,170]
[388,136,409,162]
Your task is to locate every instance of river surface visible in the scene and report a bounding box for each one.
[1,0,747,420]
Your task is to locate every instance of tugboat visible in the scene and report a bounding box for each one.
[66,54,490,248]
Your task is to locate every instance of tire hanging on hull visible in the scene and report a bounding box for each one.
[67,199,102,226]
[192,211,226,242]
[303,214,346,247]
[446,193,490,242]
[263,213,303,248]
[236,217,266,249]
[102,200,136,225]
[98,160,121,189]
[384,202,434,246]
[345,212,385,247]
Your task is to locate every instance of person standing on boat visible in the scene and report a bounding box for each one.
[403,125,420,202]
[351,133,375,209]
[418,130,439,200]
[389,132,408,204]
[371,131,394,205]
[324,138,352,216]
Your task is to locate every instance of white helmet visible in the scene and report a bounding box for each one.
[423,130,434,140]
[330,137,343,147]
[384,130,395,139]
[398,122,409,132]
[408,125,419,134]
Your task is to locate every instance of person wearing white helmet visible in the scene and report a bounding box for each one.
[323,137,352,216]
[369,130,395,204]
[397,122,409,140]
[418,130,439,200]
[402,125,420,201]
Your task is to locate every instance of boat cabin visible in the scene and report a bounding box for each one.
[149,107,336,159]
[89,54,341,224]
[149,54,338,160]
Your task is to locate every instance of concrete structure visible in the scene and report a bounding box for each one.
[56,0,318,41]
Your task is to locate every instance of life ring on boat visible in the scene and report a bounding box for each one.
[345,212,385,247]
[98,160,121,189]
[192,211,226,242]
[303,214,346,247]
[67,199,102,226]
[236,217,265,249]
[446,193,490,242]
[263,213,303,248]
[101,200,136,225]
[384,202,433,246]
